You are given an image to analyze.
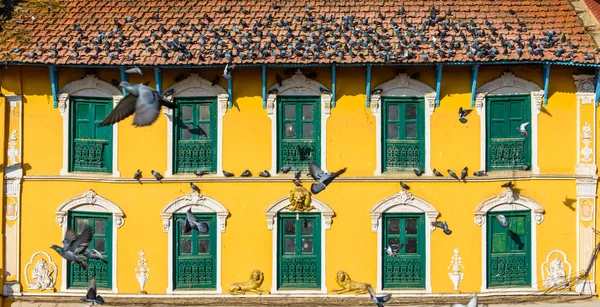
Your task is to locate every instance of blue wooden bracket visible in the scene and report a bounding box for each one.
[262,65,267,109]
[595,68,600,107]
[435,64,443,107]
[365,65,372,108]
[331,64,336,108]
[49,65,59,108]
[119,67,128,95]
[542,64,550,106]
[470,64,479,108]
[154,67,162,93]
[227,74,233,109]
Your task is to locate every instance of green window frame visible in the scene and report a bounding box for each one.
[487,210,531,288]
[382,213,425,289]
[69,97,113,173]
[173,212,217,290]
[173,97,218,174]
[67,212,112,289]
[486,95,531,171]
[277,97,321,172]
[382,97,425,172]
[278,213,321,289]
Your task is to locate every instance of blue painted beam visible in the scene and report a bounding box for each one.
[49,65,59,108]
[435,64,443,107]
[119,67,128,95]
[331,64,336,108]
[542,64,551,106]
[595,68,600,107]
[227,74,233,109]
[470,64,480,108]
[154,67,162,93]
[365,65,372,108]
[262,65,267,109]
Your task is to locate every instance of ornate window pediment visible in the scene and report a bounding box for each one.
[55,189,124,227]
[160,191,230,232]
[369,189,440,232]
[473,188,545,226]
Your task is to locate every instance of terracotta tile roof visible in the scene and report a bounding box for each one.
[1,0,598,66]
[584,0,600,24]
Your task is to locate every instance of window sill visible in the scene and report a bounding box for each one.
[480,286,536,294]
[169,289,221,295]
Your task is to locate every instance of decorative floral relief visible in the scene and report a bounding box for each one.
[7,130,19,165]
[581,122,593,163]
[580,199,594,222]
[135,250,150,294]
[24,252,57,291]
[447,248,465,292]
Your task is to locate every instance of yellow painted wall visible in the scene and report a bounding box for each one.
[1,65,590,294]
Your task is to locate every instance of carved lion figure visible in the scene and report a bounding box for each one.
[286,186,315,212]
[333,270,370,295]
[228,270,270,295]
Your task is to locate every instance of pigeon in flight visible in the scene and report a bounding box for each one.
[308,162,347,194]
[51,226,93,269]
[99,82,177,127]
[82,248,108,264]
[184,207,209,234]
[81,276,104,305]
[366,284,392,307]
[222,63,236,79]
[385,244,403,257]
[458,107,472,124]
[517,122,530,137]
[190,182,200,193]
[452,294,478,307]
[495,214,509,228]
[432,221,452,235]
[124,67,144,76]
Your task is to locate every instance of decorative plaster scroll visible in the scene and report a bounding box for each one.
[473,188,545,226]
[55,189,125,228]
[579,199,595,222]
[265,194,335,230]
[448,248,465,292]
[5,197,18,221]
[369,189,440,232]
[541,250,572,290]
[160,191,229,232]
[580,122,593,163]
[573,74,596,95]
[24,251,57,291]
[135,250,150,294]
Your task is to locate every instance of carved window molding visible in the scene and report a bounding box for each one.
[573,74,597,176]
[370,73,436,175]
[369,189,440,293]
[55,189,124,293]
[160,191,230,294]
[161,74,229,176]
[57,75,122,177]
[475,72,543,174]
[266,70,332,174]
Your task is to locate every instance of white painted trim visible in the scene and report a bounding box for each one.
[160,191,230,294]
[57,75,122,177]
[370,73,436,176]
[473,188,546,291]
[161,74,229,176]
[265,195,334,294]
[369,189,440,293]
[54,189,124,293]
[266,70,332,174]
[573,75,597,175]
[475,72,543,174]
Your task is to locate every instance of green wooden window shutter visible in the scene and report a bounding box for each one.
[173,97,218,173]
[382,213,425,289]
[277,97,321,172]
[67,212,112,289]
[382,97,425,172]
[487,211,531,287]
[173,213,217,289]
[486,95,531,170]
[69,97,113,173]
[278,213,321,289]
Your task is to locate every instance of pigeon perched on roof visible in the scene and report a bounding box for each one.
[81,276,104,306]
[50,226,93,269]
[308,162,347,194]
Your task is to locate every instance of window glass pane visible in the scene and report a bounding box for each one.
[199,104,210,121]
[181,125,192,139]
[387,123,399,139]
[181,106,193,122]
[406,219,417,234]
[94,238,105,253]
[387,238,400,247]
[198,239,210,254]
[284,238,296,253]
[284,122,296,138]
[302,123,314,138]
[405,238,417,253]
[181,238,192,254]
[406,104,417,120]
[198,123,210,139]
[302,104,313,120]
[492,233,507,253]
[94,220,105,235]
[405,122,416,138]
[284,104,295,120]
[77,219,88,233]
[284,220,295,235]
[387,104,399,120]
[301,220,313,235]
[302,238,313,253]
[388,219,400,235]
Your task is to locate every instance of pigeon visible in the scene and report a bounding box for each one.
[293,179,303,186]
[366,284,392,307]
[460,167,468,181]
[151,170,163,181]
[496,215,509,228]
[223,170,234,177]
[448,169,459,180]
[458,107,472,123]
[194,170,208,177]
[517,122,530,137]
[433,168,443,177]
[259,170,271,177]
[308,162,347,194]
[81,276,104,305]
[501,181,513,188]
[294,170,302,179]
[385,244,403,257]
[473,170,487,176]
[50,226,92,269]
[99,82,177,127]
[399,181,410,190]
[281,166,291,173]
[222,63,236,79]
[520,164,530,171]
[124,67,144,76]
[432,221,452,235]
[133,169,142,180]
[240,170,252,177]
[82,248,108,263]
[413,168,424,176]
[211,75,220,86]
[184,207,209,234]
[190,182,200,193]
[452,294,478,307]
